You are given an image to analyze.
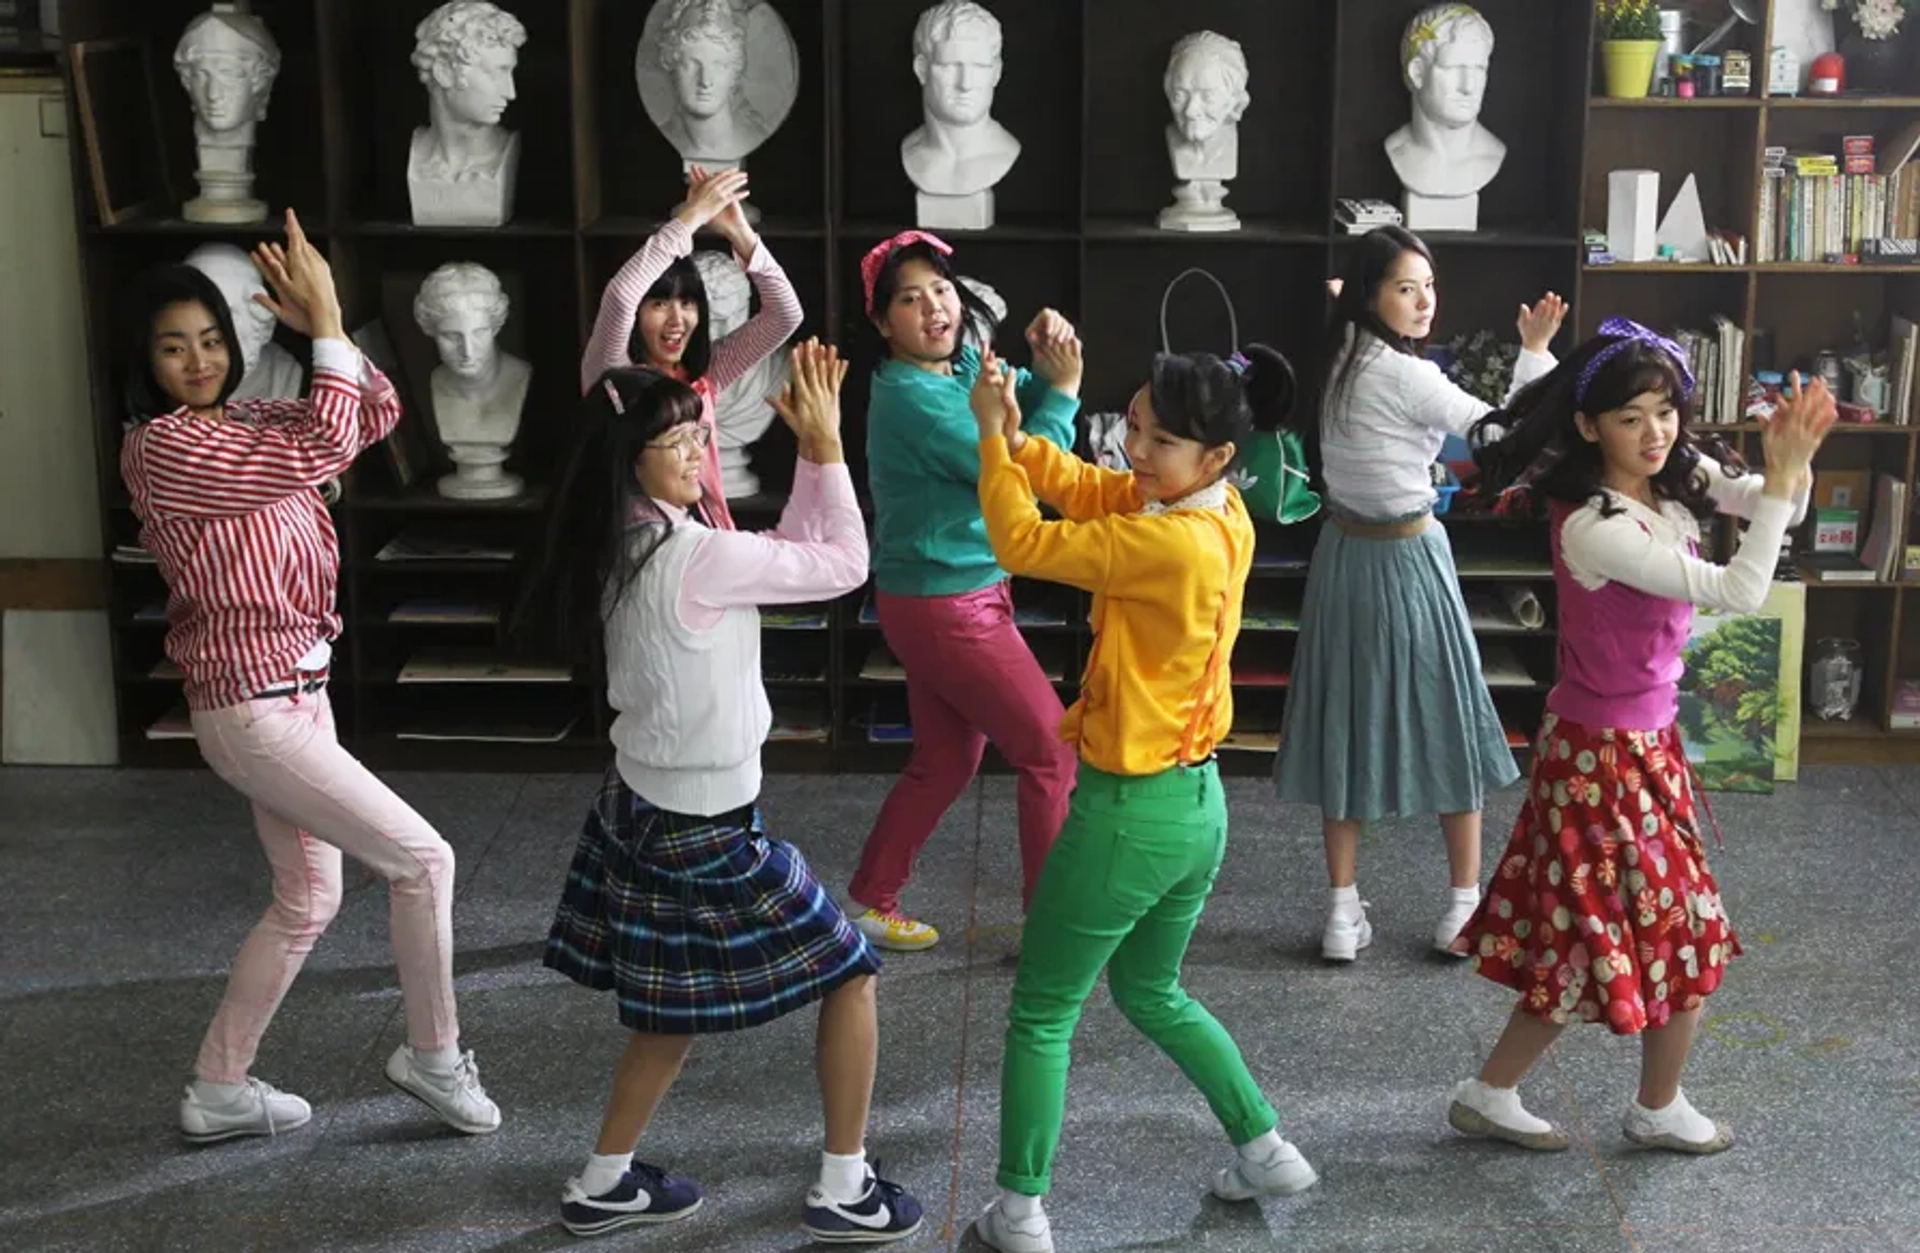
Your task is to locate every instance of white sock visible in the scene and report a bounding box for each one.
[1237,1128,1287,1163]
[1329,884,1362,917]
[1448,886,1481,907]
[190,1078,248,1105]
[580,1151,631,1197]
[819,1149,868,1205]
[1634,1090,1717,1142]
[998,1189,1043,1221]
[413,1043,461,1073]
[1459,1078,1554,1133]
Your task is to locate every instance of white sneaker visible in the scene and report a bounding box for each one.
[179,1077,312,1144]
[973,1198,1054,1253]
[1321,903,1372,963]
[1212,1138,1319,1201]
[1433,892,1480,956]
[384,1045,501,1135]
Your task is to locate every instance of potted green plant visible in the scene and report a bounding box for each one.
[1598,0,1663,98]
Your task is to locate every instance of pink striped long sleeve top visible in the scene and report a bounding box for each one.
[121,339,401,711]
[581,219,804,532]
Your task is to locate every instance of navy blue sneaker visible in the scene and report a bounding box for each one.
[559,1161,703,1237]
[802,1166,924,1244]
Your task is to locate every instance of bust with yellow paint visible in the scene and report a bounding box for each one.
[1383,3,1505,232]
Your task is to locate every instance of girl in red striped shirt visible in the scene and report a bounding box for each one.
[121,210,499,1144]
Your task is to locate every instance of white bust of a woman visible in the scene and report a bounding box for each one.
[408,0,527,227]
[637,0,797,170]
[1157,31,1249,232]
[173,4,280,223]
[413,262,530,500]
[1384,3,1506,230]
[184,242,303,399]
[691,250,787,499]
[901,0,1020,229]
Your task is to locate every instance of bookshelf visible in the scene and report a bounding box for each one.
[55,0,1920,772]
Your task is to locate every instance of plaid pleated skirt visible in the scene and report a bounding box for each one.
[544,768,882,1034]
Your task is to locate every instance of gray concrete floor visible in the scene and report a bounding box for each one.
[0,764,1915,1253]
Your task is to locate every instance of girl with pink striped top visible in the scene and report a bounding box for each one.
[580,166,804,531]
[1443,320,1834,1157]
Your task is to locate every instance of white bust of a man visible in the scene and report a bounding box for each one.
[173,4,280,223]
[184,243,303,400]
[413,262,530,500]
[637,0,796,169]
[692,250,787,499]
[1164,31,1248,183]
[1384,4,1505,212]
[408,0,526,227]
[901,1,1020,204]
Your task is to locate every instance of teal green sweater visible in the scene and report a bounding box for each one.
[867,345,1081,596]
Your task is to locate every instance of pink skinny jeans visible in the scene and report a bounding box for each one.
[189,689,458,1083]
[850,581,1076,914]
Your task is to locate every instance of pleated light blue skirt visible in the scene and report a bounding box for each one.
[1273,519,1519,822]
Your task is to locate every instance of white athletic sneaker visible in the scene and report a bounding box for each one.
[384,1045,501,1134]
[1321,902,1373,963]
[972,1198,1054,1253]
[1212,1138,1320,1201]
[178,1077,312,1144]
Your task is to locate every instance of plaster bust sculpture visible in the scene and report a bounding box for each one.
[408,0,527,228]
[173,4,281,224]
[692,249,788,499]
[413,262,530,500]
[184,243,304,400]
[1157,31,1249,233]
[958,273,1005,347]
[1384,3,1505,232]
[636,0,798,174]
[901,0,1020,231]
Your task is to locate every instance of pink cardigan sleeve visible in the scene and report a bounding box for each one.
[675,461,868,630]
[580,219,696,394]
[706,239,803,395]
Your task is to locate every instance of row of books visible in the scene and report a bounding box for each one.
[1757,123,1920,264]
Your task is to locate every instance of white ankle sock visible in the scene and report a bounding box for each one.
[413,1043,461,1073]
[1448,886,1481,907]
[1329,884,1361,916]
[999,1189,1043,1221]
[1634,1090,1717,1142]
[1459,1079,1554,1133]
[819,1149,868,1205]
[190,1078,248,1105]
[580,1151,631,1197]
[1237,1128,1286,1162]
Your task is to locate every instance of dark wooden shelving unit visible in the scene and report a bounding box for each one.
[55,0,1920,771]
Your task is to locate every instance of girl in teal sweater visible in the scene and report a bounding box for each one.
[844,230,1082,953]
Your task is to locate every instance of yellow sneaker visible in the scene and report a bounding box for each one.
[850,907,940,952]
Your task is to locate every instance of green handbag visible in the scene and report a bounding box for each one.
[1159,267,1321,525]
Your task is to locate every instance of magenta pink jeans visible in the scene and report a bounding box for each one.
[850,581,1076,914]
[189,689,458,1083]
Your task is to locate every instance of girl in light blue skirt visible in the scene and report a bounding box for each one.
[1274,226,1564,963]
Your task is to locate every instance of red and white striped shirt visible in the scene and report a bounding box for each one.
[121,339,401,711]
[581,219,804,532]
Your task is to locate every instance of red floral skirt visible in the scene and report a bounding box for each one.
[1463,713,1741,1035]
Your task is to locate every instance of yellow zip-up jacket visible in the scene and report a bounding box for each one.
[977,433,1253,777]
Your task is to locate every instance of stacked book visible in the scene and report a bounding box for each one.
[1757,121,1920,264]
[1666,318,1746,425]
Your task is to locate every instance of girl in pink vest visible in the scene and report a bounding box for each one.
[1445,319,1834,1155]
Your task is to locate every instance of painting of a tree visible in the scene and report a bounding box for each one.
[1678,613,1784,794]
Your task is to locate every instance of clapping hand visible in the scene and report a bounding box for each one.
[1025,308,1083,396]
[249,208,342,341]
[768,337,848,465]
[675,166,751,242]
[1759,370,1837,500]
[1517,292,1568,355]
[971,348,1025,450]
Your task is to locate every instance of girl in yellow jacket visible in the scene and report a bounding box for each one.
[965,342,1318,1253]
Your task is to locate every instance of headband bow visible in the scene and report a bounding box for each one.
[860,230,953,312]
[1576,317,1696,405]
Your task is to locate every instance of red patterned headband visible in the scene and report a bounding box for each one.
[860,229,953,312]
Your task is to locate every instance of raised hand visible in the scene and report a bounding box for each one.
[673,166,750,236]
[1025,308,1081,395]
[249,208,342,341]
[768,338,849,464]
[1759,371,1838,500]
[1516,292,1568,355]
[971,348,1023,447]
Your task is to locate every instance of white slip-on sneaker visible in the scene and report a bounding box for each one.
[178,1077,312,1144]
[1622,1090,1733,1155]
[1212,1137,1320,1201]
[384,1045,501,1135]
[1446,1078,1569,1151]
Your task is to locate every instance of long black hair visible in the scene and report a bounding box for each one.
[1147,343,1296,469]
[121,264,244,420]
[508,367,707,660]
[1468,335,1744,524]
[865,238,997,364]
[1307,225,1435,436]
[628,257,713,382]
